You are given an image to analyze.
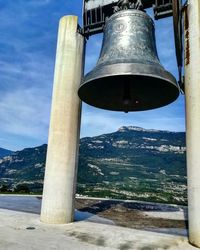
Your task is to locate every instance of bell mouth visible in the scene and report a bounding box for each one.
[78,64,180,112]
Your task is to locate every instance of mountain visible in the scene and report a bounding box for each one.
[0,126,187,205]
[0,148,13,158]
[0,144,46,192]
[78,126,186,205]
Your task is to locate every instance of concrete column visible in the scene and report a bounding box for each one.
[184,0,200,247]
[40,16,85,224]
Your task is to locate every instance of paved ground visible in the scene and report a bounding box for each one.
[0,195,198,250]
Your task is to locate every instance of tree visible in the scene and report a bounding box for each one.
[0,184,8,192]
[14,184,30,193]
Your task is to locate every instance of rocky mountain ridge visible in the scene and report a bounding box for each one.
[0,126,187,205]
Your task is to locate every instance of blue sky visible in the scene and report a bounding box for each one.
[0,0,185,151]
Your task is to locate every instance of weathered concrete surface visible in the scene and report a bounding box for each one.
[184,0,200,247]
[0,208,196,250]
[41,15,85,224]
[0,195,197,249]
[75,197,188,235]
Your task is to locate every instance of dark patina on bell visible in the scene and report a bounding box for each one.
[78,9,180,112]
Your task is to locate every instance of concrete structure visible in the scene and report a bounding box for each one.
[40,16,85,224]
[0,195,197,250]
[184,0,200,248]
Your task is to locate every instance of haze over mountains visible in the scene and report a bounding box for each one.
[0,126,187,205]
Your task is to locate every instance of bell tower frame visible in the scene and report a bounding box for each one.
[40,0,200,248]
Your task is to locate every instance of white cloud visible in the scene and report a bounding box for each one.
[80,100,185,139]
[0,51,54,146]
[0,87,51,139]
[28,0,52,5]
[81,109,121,136]
[85,34,103,73]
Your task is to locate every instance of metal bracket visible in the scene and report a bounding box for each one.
[154,0,173,20]
[82,0,175,36]
[172,0,183,91]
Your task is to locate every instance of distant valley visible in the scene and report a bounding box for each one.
[0,126,187,205]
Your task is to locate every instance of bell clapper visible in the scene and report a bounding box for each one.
[123,82,131,113]
[123,97,131,113]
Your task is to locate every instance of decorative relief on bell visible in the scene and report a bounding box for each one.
[98,10,160,66]
[114,22,127,32]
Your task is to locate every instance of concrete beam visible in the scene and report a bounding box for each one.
[40,16,85,224]
[184,0,200,247]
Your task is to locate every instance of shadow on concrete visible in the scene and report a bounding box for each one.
[78,199,186,213]
[76,199,188,236]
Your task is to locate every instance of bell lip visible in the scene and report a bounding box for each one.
[81,63,179,91]
[78,76,180,112]
[78,65,180,112]
[82,72,179,89]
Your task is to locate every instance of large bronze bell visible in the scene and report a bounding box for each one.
[78,9,180,112]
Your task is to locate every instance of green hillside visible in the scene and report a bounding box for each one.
[0,126,187,205]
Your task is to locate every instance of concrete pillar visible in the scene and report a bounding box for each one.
[40,16,85,224]
[184,0,200,247]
